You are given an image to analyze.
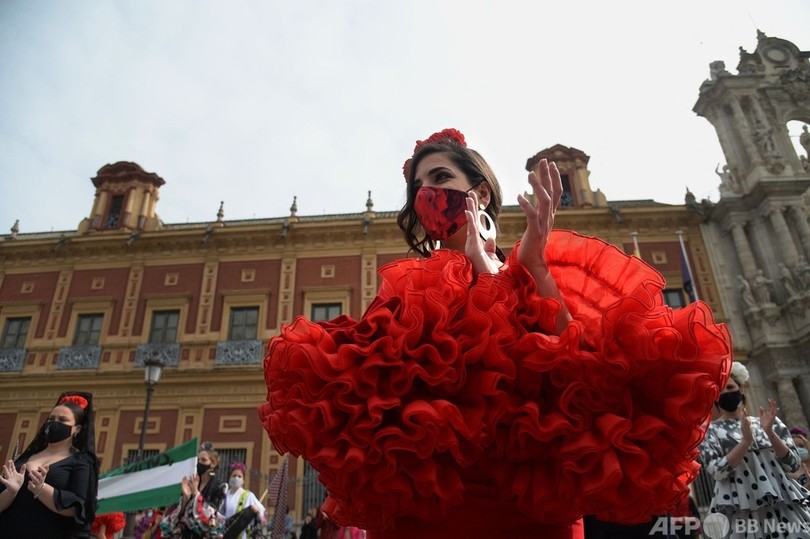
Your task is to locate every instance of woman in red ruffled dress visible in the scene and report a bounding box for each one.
[258,129,732,539]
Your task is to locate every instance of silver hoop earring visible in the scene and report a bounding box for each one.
[477,210,496,242]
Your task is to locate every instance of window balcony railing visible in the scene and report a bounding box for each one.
[135,342,180,368]
[57,345,102,370]
[215,339,263,366]
[0,348,26,372]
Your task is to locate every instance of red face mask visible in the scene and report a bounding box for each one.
[414,186,471,242]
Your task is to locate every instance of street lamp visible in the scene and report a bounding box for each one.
[137,350,165,461]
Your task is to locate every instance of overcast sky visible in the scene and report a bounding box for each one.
[1,0,808,234]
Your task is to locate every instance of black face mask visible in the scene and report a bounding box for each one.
[197,462,211,476]
[717,390,744,412]
[45,421,73,443]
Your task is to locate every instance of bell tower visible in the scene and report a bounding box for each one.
[78,162,165,234]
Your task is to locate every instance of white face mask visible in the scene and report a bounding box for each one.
[229,476,244,489]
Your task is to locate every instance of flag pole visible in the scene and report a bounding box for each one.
[630,231,641,259]
[676,230,700,302]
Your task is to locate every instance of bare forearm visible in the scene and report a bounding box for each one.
[726,439,752,468]
[530,267,572,334]
[768,430,790,459]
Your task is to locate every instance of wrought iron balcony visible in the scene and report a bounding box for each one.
[57,345,102,370]
[215,339,263,366]
[0,348,26,372]
[135,343,180,368]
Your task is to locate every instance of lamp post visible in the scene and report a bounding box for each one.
[137,350,165,461]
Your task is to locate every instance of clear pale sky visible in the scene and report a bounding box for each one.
[1,0,808,234]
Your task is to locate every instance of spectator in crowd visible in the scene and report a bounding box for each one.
[161,441,227,538]
[699,361,810,537]
[0,391,99,539]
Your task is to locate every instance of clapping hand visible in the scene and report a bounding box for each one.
[180,474,199,503]
[516,158,562,275]
[759,398,779,434]
[464,190,500,275]
[741,408,754,445]
[27,463,48,497]
[0,460,25,494]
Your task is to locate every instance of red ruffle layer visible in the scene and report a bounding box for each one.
[258,230,731,530]
[91,512,126,538]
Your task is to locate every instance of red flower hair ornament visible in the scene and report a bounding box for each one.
[402,128,467,182]
[59,395,89,410]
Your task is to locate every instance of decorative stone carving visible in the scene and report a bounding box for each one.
[135,343,180,367]
[796,256,810,291]
[752,120,784,174]
[709,61,731,81]
[738,46,764,75]
[715,163,741,194]
[215,339,263,366]
[780,67,810,102]
[752,269,775,305]
[56,345,101,370]
[738,274,758,310]
[0,348,25,372]
[778,263,801,299]
[801,125,810,159]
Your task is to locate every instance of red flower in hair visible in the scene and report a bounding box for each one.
[402,128,468,181]
[414,128,466,152]
[60,395,88,410]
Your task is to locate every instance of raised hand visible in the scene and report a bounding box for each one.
[180,475,194,502]
[759,398,779,434]
[516,158,562,275]
[0,460,25,494]
[464,190,500,275]
[741,408,754,445]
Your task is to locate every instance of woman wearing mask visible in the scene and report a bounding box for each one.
[790,427,810,487]
[0,391,99,538]
[259,128,732,538]
[221,462,264,539]
[161,441,226,538]
[699,361,810,536]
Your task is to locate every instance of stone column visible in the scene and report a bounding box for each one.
[729,222,757,279]
[92,189,109,229]
[767,206,799,267]
[789,206,810,259]
[796,375,810,428]
[731,96,763,165]
[776,378,807,431]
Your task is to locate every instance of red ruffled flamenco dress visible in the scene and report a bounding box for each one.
[258,231,732,539]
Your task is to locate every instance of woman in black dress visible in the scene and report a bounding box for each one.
[0,391,99,538]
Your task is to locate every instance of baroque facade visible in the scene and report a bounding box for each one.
[695,31,810,431]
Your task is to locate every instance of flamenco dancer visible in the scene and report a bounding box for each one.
[258,128,732,538]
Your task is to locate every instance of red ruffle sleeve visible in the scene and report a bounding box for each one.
[258,230,731,530]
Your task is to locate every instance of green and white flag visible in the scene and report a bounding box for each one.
[96,437,198,514]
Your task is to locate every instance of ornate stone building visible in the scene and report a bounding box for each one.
[695,31,810,430]
[0,152,721,515]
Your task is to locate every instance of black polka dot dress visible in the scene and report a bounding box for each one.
[700,417,810,538]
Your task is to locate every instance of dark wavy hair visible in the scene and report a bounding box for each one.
[397,142,503,258]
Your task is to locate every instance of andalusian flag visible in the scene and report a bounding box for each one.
[96,437,198,513]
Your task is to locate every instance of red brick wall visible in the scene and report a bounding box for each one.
[0,271,59,338]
